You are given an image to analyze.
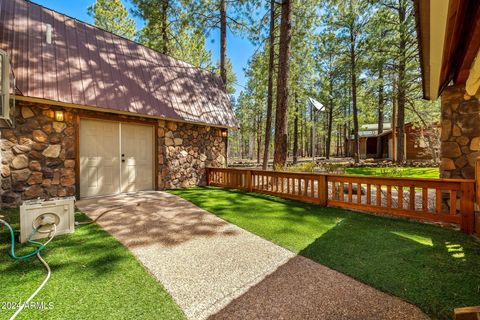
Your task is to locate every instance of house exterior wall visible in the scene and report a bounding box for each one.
[1,101,76,207]
[440,85,480,179]
[0,101,227,208]
[157,120,226,189]
[405,125,434,160]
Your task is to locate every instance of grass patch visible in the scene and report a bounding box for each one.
[0,208,185,320]
[345,166,439,179]
[169,187,480,320]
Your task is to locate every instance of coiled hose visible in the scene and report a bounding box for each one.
[0,219,56,320]
[0,219,45,260]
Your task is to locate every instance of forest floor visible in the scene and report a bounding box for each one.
[170,187,480,320]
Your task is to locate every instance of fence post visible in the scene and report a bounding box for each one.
[246,170,252,192]
[206,167,211,186]
[474,158,480,235]
[476,158,480,205]
[318,175,328,206]
[460,181,475,234]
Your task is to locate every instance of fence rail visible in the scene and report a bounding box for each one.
[206,167,476,234]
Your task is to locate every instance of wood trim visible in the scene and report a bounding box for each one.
[413,0,430,99]
[74,113,80,200]
[15,95,234,129]
[454,2,480,83]
[328,200,461,224]
[460,182,475,234]
[440,0,465,89]
[154,121,159,191]
[77,110,158,125]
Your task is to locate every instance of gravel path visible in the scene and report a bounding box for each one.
[77,191,428,320]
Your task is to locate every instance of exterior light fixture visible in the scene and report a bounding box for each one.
[54,110,64,122]
[221,130,228,138]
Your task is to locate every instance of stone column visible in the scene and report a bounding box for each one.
[440,85,480,179]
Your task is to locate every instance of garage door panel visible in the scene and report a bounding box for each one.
[80,119,154,198]
[87,167,98,188]
[80,119,121,198]
[121,123,153,193]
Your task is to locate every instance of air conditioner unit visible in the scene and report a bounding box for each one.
[0,49,14,128]
[20,197,75,243]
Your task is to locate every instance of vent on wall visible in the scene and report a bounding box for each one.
[0,49,14,128]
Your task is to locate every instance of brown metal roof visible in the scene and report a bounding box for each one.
[0,0,237,128]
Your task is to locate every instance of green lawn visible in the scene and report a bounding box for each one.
[170,187,480,320]
[0,208,185,320]
[345,166,439,178]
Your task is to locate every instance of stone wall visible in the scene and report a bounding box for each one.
[1,101,76,207]
[440,85,480,179]
[157,120,226,189]
[1,101,227,208]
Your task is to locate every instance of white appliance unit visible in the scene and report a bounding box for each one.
[20,197,75,243]
[0,49,14,128]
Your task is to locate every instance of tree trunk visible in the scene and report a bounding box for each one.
[391,90,397,161]
[219,0,227,87]
[349,23,359,163]
[256,114,262,164]
[273,0,292,168]
[308,105,315,157]
[396,0,406,164]
[326,101,333,159]
[262,0,276,170]
[300,109,304,157]
[376,66,384,158]
[161,0,169,54]
[240,129,244,159]
[326,71,334,159]
[293,101,299,164]
[249,134,254,160]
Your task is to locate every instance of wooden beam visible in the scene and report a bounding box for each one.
[439,0,466,88]
[454,306,480,320]
[454,2,480,83]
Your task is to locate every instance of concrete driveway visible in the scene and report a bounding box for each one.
[77,191,428,320]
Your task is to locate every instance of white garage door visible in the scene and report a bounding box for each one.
[80,119,154,198]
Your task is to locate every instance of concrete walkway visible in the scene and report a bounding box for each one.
[77,191,428,320]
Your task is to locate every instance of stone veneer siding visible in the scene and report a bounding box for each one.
[440,85,480,179]
[1,102,76,207]
[157,120,226,189]
[1,101,227,208]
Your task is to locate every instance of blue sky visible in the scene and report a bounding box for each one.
[33,0,256,97]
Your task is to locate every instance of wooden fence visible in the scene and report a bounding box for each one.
[206,167,476,234]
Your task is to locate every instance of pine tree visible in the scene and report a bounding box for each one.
[88,0,136,39]
[262,0,277,170]
[273,0,293,168]
[131,0,214,69]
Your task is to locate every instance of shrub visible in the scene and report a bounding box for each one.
[284,162,317,173]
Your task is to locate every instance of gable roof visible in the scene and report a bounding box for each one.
[0,0,237,128]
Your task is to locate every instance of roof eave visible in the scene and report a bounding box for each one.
[15,95,238,129]
[414,0,451,101]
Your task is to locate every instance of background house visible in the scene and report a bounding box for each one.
[0,0,236,207]
[345,123,437,161]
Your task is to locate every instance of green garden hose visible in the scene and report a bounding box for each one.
[0,219,45,260]
[1,218,56,320]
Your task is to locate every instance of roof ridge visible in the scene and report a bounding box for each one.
[26,0,221,80]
